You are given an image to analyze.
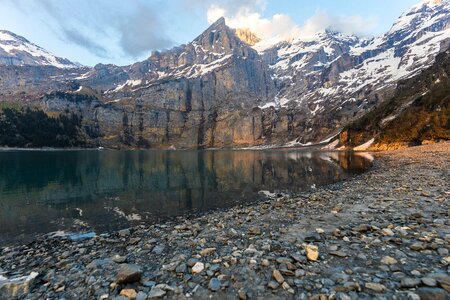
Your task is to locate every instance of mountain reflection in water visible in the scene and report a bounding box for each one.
[0,149,372,245]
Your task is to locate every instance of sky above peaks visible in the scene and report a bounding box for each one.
[0,0,420,66]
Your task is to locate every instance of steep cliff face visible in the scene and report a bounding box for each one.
[0,66,84,101]
[41,19,277,148]
[338,49,450,150]
[0,1,449,149]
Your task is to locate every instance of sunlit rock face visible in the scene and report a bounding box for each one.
[1,1,449,148]
[41,18,277,148]
[234,28,261,46]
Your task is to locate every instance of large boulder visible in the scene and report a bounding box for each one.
[0,272,39,299]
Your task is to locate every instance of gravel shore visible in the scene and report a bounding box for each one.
[1,142,449,300]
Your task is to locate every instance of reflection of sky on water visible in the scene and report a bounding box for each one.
[0,150,372,245]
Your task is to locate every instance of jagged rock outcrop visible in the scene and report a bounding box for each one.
[234,28,261,46]
[0,1,449,149]
[41,18,277,148]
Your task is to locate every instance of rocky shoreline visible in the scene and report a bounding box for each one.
[1,142,449,300]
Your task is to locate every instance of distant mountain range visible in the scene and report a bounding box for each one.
[339,49,449,150]
[0,0,448,149]
[0,30,79,68]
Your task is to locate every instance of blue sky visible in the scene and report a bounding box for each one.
[0,0,420,66]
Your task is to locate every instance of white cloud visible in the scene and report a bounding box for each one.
[301,11,378,39]
[8,0,173,59]
[205,1,377,43]
[207,5,227,23]
[205,2,300,46]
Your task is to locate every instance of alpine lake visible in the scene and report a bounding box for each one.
[0,149,373,246]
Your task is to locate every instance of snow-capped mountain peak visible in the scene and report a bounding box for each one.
[411,0,446,10]
[0,30,79,69]
[97,17,263,94]
[389,0,449,35]
[0,30,18,42]
[254,0,449,131]
[0,0,447,148]
[344,0,449,89]
[262,29,365,80]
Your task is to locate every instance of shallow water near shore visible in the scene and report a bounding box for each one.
[0,149,372,246]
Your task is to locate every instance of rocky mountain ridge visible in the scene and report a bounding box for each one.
[0,30,79,69]
[39,18,277,148]
[253,0,449,144]
[338,49,450,150]
[0,0,448,148]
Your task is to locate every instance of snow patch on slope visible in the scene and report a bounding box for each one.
[354,138,375,151]
[0,30,78,68]
[312,0,450,104]
[186,54,233,78]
